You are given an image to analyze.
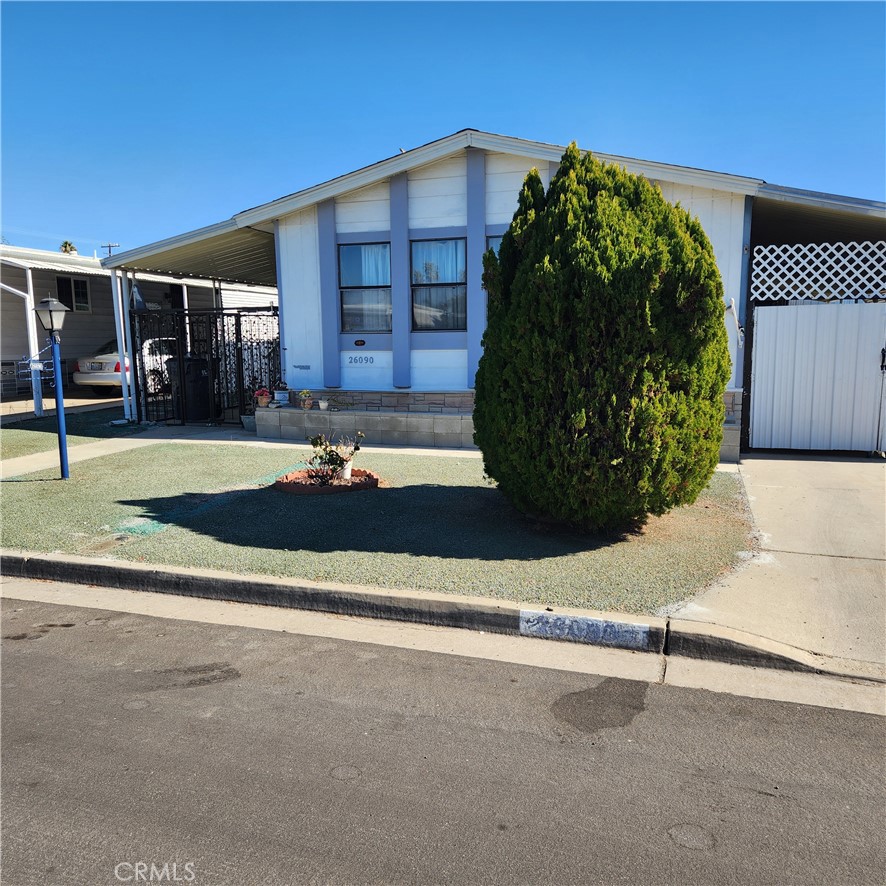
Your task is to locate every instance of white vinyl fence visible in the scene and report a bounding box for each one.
[749,241,886,452]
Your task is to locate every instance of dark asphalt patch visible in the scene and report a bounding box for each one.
[551,677,648,733]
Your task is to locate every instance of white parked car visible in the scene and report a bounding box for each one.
[72,338,176,394]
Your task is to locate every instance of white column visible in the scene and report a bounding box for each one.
[181,283,191,351]
[121,273,141,420]
[24,267,44,417]
[110,272,132,420]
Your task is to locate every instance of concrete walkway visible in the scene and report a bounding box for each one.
[0,422,483,479]
[2,426,884,680]
[672,454,886,678]
[0,392,124,423]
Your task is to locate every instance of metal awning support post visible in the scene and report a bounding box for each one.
[181,283,191,351]
[121,273,140,420]
[24,268,44,417]
[109,271,132,420]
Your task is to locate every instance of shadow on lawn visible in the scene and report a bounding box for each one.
[119,482,624,561]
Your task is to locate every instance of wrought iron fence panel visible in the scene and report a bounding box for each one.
[131,307,279,424]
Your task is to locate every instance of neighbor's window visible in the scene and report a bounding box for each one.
[339,243,392,333]
[56,275,90,312]
[411,239,466,330]
[487,235,504,255]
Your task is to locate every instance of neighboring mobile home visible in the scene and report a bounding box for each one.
[0,245,277,410]
[101,130,886,456]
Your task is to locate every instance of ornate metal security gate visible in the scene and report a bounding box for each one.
[130,307,279,424]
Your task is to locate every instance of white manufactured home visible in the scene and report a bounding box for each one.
[102,130,886,457]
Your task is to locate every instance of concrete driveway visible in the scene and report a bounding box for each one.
[673,454,886,676]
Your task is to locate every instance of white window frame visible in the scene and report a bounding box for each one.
[338,242,393,333]
[410,238,468,331]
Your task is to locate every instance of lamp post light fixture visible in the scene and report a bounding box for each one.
[35,297,71,479]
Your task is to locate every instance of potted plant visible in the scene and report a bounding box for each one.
[318,398,329,411]
[305,431,364,483]
[254,386,272,408]
[272,379,289,403]
[299,389,314,410]
[240,396,256,431]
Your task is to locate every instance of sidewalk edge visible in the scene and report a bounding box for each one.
[2,549,882,683]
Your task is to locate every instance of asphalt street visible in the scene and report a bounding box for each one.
[2,596,884,886]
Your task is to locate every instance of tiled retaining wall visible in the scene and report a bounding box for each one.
[261,389,743,461]
[256,407,477,449]
[289,390,475,414]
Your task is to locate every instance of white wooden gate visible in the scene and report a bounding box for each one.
[749,241,886,452]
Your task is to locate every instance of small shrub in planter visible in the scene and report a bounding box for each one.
[304,432,365,484]
[474,143,730,532]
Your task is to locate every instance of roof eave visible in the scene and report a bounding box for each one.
[101,218,240,270]
[232,131,475,228]
[467,131,763,195]
[756,183,886,217]
[233,129,763,229]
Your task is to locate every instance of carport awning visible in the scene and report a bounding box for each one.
[104,222,276,286]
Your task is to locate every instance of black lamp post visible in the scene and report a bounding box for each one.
[35,297,71,480]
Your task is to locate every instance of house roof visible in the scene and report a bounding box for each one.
[753,184,886,246]
[101,128,886,285]
[1,245,110,276]
[0,244,280,294]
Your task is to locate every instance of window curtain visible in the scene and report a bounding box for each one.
[339,244,391,332]
[339,243,390,287]
[411,240,466,284]
[348,289,391,331]
[360,244,390,286]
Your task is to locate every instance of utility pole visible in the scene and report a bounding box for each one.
[101,243,120,257]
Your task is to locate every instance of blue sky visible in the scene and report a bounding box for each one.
[2,1,884,257]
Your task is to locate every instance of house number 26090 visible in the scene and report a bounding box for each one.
[348,356,374,364]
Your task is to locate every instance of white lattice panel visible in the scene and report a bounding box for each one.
[751,240,886,302]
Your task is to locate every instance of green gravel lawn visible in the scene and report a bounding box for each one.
[0,407,141,461]
[0,443,755,614]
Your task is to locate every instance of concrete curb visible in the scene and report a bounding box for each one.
[667,620,883,682]
[1,549,882,683]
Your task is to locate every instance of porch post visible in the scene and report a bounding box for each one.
[121,273,141,420]
[23,267,44,417]
[181,282,191,352]
[109,271,133,420]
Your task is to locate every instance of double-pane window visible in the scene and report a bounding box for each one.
[487,235,504,255]
[56,275,90,312]
[339,243,391,333]
[411,239,466,330]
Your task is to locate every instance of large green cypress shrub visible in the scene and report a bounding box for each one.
[473,143,731,531]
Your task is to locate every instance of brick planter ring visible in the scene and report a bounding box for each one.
[274,468,380,495]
